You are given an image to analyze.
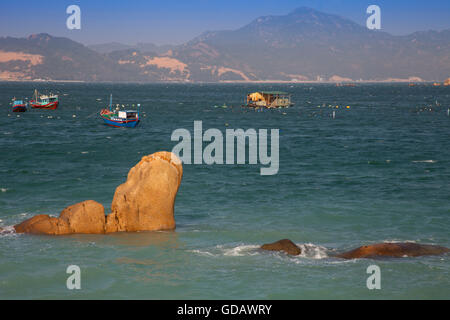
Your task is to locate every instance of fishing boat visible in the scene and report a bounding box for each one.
[100,95,140,128]
[30,89,59,109]
[11,99,27,112]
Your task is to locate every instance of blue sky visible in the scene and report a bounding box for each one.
[1,0,450,45]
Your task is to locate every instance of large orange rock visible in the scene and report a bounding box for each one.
[336,242,450,259]
[14,214,70,235]
[261,239,302,255]
[14,152,183,235]
[59,200,106,234]
[106,151,183,232]
[14,200,105,235]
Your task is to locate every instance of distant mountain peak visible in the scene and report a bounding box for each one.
[28,33,53,40]
[239,5,365,36]
[289,6,322,14]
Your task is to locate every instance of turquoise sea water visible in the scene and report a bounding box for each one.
[0,82,449,299]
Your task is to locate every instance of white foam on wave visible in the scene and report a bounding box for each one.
[222,245,260,257]
[1,188,7,192]
[189,243,330,260]
[188,249,216,257]
[297,243,329,259]
[189,244,260,258]
[0,225,16,235]
[382,239,417,244]
[412,160,436,163]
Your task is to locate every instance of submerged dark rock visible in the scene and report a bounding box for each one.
[261,239,302,256]
[261,239,450,259]
[336,242,450,259]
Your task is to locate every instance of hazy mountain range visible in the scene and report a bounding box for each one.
[88,42,176,55]
[1,7,450,82]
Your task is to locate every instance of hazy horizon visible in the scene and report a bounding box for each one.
[2,0,450,46]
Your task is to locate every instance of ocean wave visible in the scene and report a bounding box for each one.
[0,226,16,236]
[222,245,260,257]
[296,243,329,259]
[189,243,329,259]
[382,239,417,243]
[412,160,436,163]
[188,245,260,257]
[188,249,217,257]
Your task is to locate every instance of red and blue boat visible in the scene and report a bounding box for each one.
[12,99,27,112]
[100,95,140,128]
[30,89,59,110]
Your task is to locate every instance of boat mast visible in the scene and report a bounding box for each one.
[109,94,112,112]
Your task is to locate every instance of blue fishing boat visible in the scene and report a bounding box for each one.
[12,99,27,112]
[100,94,140,128]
